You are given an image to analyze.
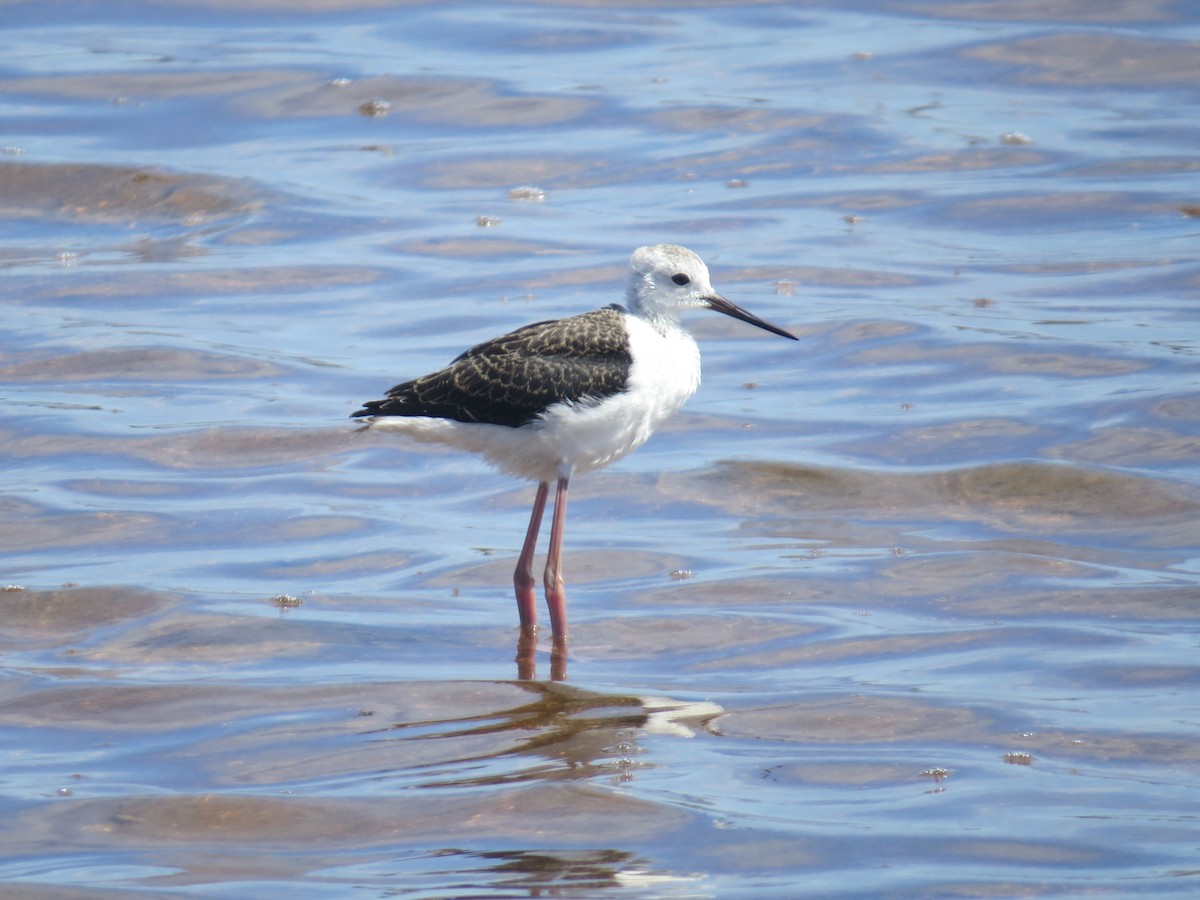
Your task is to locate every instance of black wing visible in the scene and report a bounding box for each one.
[351,306,633,428]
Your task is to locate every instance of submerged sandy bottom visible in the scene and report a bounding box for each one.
[2,0,1199,896]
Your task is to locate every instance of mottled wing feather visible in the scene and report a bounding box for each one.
[352,306,632,428]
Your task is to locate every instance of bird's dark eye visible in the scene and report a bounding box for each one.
[671,273,691,286]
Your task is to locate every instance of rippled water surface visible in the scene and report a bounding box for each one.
[2,1,1199,897]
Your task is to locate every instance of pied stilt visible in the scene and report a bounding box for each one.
[352,244,796,654]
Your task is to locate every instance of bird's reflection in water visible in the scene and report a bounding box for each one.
[365,680,722,787]
[430,847,650,895]
[357,683,720,894]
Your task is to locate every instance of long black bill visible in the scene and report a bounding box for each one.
[705,294,798,340]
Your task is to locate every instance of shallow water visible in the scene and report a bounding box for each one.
[2,0,1199,897]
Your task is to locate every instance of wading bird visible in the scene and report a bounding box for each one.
[352,244,796,656]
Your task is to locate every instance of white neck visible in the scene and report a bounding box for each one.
[627,287,684,337]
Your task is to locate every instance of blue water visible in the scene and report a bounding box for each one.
[1,1,1198,897]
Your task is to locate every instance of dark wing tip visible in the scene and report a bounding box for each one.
[350,399,387,419]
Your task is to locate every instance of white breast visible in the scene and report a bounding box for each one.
[534,314,701,479]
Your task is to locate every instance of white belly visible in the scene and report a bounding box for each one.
[366,315,702,483]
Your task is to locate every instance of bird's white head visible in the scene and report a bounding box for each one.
[626,244,716,321]
[625,244,798,341]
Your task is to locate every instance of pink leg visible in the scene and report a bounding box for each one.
[544,476,570,647]
[513,481,549,633]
